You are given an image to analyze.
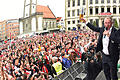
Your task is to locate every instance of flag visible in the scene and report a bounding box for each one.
[53,32,55,37]
[4,40,7,44]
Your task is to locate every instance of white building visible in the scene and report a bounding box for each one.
[65,0,120,30]
[19,0,59,37]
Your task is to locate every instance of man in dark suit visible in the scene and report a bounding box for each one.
[81,17,120,80]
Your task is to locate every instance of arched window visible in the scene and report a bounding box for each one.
[53,22,54,28]
[49,22,51,28]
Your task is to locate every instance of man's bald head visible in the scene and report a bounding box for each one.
[104,17,112,22]
[104,17,113,29]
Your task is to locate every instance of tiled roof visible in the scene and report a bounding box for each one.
[36,5,56,19]
[56,17,62,22]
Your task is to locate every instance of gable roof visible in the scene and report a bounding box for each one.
[36,5,56,19]
[56,17,62,22]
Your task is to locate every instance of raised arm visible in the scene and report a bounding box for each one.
[81,18,101,32]
[86,23,101,32]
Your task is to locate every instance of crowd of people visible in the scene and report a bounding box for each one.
[0,29,103,80]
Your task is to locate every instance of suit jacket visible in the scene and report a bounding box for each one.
[86,23,120,62]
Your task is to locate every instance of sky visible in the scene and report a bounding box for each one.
[0,0,65,21]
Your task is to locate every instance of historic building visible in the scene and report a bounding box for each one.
[19,0,58,37]
[65,0,120,30]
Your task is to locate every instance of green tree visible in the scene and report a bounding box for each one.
[93,21,97,27]
[114,19,119,28]
[58,25,62,28]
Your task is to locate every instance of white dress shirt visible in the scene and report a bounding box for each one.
[102,27,112,55]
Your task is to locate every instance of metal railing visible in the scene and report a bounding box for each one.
[53,62,85,80]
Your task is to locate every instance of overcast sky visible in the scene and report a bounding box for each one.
[0,0,65,21]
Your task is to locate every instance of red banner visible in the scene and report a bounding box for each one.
[99,12,112,15]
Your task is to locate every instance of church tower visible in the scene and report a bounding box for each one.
[19,0,38,34]
[24,0,37,18]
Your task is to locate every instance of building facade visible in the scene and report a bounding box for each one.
[0,20,6,40]
[19,0,58,37]
[0,19,19,40]
[65,0,120,30]
[6,19,19,39]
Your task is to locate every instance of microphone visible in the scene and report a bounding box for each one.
[104,27,108,38]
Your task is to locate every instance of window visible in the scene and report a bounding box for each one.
[53,22,54,27]
[83,0,85,5]
[68,11,70,17]
[49,22,51,28]
[107,0,110,3]
[119,0,120,3]
[78,0,80,6]
[119,7,120,14]
[95,0,98,4]
[26,14,28,16]
[46,22,48,28]
[72,0,75,7]
[90,19,93,23]
[113,0,116,3]
[72,20,75,24]
[107,7,110,12]
[90,8,93,15]
[26,24,28,28]
[68,21,70,24]
[101,0,104,3]
[90,0,93,4]
[78,20,80,23]
[95,8,98,14]
[68,0,70,7]
[113,7,116,14]
[72,10,75,16]
[68,27,71,30]
[77,9,80,16]
[101,8,104,12]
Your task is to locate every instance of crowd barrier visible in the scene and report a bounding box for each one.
[95,71,106,80]
[53,62,86,80]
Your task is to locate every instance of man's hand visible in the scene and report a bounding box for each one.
[80,18,86,23]
[103,30,110,37]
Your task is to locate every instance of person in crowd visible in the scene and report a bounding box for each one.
[52,57,63,76]
[86,51,102,80]
[62,54,72,69]
[0,29,99,80]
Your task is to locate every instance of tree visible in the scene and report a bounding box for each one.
[58,25,62,29]
[114,19,119,28]
[93,21,97,27]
